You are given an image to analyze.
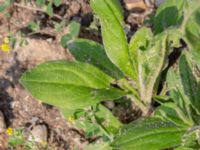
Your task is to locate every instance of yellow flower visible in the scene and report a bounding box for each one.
[40,140,47,146]
[0,43,11,52]
[3,37,9,44]
[68,116,75,123]
[6,128,13,136]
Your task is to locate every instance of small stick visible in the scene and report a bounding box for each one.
[13,2,63,20]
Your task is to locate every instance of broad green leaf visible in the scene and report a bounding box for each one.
[155,102,192,127]
[95,104,122,135]
[179,54,200,113]
[138,33,168,104]
[21,61,114,89]
[68,39,123,79]
[129,27,153,78]
[20,61,127,116]
[167,71,194,126]
[111,118,186,150]
[167,53,200,125]
[182,0,200,66]
[91,0,136,80]
[104,0,123,24]
[154,0,185,33]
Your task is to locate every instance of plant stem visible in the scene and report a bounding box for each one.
[117,78,150,115]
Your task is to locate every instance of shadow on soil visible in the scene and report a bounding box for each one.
[0,52,26,126]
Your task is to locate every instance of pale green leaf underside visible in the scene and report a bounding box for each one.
[91,0,136,80]
[68,39,123,79]
[111,118,186,150]
[139,33,168,104]
[129,27,153,78]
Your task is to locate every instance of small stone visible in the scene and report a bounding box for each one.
[124,0,147,12]
[28,125,48,143]
[0,111,6,133]
[155,0,165,7]
[124,24,131,35]
[70,1,81,15]
[127,13,144,25]
[104,101,115,110]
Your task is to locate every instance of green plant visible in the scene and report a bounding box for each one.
[8,128,53,150]
[20,0,200,149]
[35,0,62,17]
[0,0,14,17]
[8,128,26,148]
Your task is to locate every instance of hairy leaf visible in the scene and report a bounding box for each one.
[20,61,127,116]
[182,0,200,66]
[164,53,200,126]
[68,39,123,79]
[154,0,185,33]
[91,0,136,80]
[129,27,153,79]
[181,126,200,149]
[111,118,186,150]
[138,33,168,104]
[95,104,122,135]
[155,102,192,127]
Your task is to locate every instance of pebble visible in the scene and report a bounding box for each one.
[28,124,48,143]
[155,0,165,7]
[103,101,115,110]
[124,0,147,12]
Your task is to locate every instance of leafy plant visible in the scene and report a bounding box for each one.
[35,0,62,17]
[7,128,49,150]
[61,21,81,48]
[0,0,14,16]
[20,0,200,149]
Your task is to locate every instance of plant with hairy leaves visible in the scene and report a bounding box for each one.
[20,0,200,149]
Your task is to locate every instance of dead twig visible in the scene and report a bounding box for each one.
[13,2,63,20]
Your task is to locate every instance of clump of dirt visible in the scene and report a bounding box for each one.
[0,38,88,149]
